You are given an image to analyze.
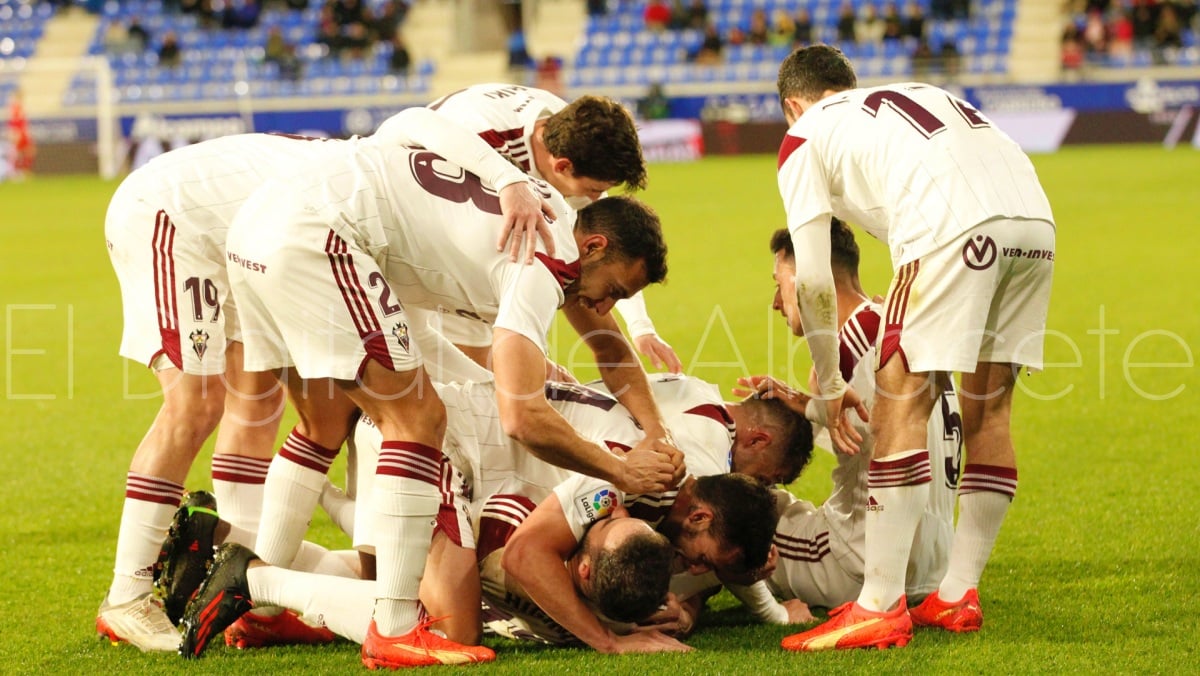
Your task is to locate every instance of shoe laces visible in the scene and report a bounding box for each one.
[130,596,176,634]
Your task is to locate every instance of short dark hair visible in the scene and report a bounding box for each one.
[770,218,858,274]
[692,474,778,572]
[777,44,857,108]
[739,396,815,485]
[576,195,668,285]
[590,529,674,623]
[544,95,648,191]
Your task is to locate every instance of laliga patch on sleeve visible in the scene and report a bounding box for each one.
[574,488,617,523]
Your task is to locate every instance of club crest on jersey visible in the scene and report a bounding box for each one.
[576,488,616,521]
[391,322,410,352]
[189,330,210,360]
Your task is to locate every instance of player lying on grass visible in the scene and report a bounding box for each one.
[224,144,684,667]
[701,222,962,643]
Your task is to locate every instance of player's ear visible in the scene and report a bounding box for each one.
[579,233,609,258]
[553,157,574,176]
[687,504,714,531]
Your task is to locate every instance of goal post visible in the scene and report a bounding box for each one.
[0,55,120,179]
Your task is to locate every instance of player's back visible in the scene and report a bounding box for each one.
[795,84,1054,264]
[425,83,566,172]
[260,143,577,322]
[119,133,359,243]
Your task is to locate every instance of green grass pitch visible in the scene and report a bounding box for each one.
[0,145,1196,673]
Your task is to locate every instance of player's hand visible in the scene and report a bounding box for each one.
[732,375,811,417]
[609,629,693,654]
[497,181,557,264]
[633,333,683,374]
[544,359,578,384]
[617,437,683,494]
[781,598,815,624]
[633,593,695,637]
[825,385,868,455]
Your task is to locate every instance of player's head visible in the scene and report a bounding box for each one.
[673,474,778,579]
[571,195,668,316]
[777,44,857,124]
[732,396,815,486]
[543,95,647,198]
[578,509,675,623]
[769,218,859,336]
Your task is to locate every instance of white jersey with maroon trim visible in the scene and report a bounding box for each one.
[425,83,566,178]
[591,373,735,478]
[119,133,360,246]
[769,301,961,606]
[778,83,1054,267]
[241,145,578,352]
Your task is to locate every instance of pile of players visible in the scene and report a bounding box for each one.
[96,44,1054,667]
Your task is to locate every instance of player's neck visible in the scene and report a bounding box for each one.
[835,282,870,329]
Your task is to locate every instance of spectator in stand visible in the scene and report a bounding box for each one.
[1130,0,1156,49]
[836,2,858,44]
[342,21,371,59]
[793,7,813,46]
[317,17,343,56]
[373,0,408,43]
[728,25,748,46]
[931,0,953,20]
[127,17,151,51]
[534,55,564,96]
[388,33,412,75]
[693,22,723,63]
[223,0,262,29]
[330,0,370,28]
[684,0,709,30]
[1082,9,1108,57]
[770,9,795,47]
[1108,9,1133,59]
[904,1,926,40]
[1154,3,1184,62]
[644,0,672,32]
[857,4,884,45]
[265,25,289,62]
[587,0,607,18]
[638,82,670,120]
[882,2,904,43]
[748,8,770,45]
[911,37,934,78]
[1061,22,1086,76]
[278,44,304,81]
[158,30,182,67]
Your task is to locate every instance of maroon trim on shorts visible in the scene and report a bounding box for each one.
[153,210,182,369]
[879,260,918,371]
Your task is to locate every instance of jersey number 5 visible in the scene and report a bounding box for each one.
[862,89,990,139]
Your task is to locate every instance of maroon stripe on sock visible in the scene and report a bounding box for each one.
[278,430,340,473]
[868,450,932,488]
[125,472,185,506]
[211,454,271,484]
[376,441,444,484]
[958,463,1018,498]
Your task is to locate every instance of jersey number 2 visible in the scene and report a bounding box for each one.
[862,89,990,139]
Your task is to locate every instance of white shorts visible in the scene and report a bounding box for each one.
[226,188,421,380]
[106,188,237,376]
[347,414,474,554]
[880,218,1055,373]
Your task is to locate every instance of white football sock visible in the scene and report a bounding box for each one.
[211,453,270,532]
[254,431,339,567]
[857,449,931,612]
[109,472,183,604]
[248,564,373,643]
[939,464,1017,602]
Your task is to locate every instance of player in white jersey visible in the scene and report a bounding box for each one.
[223,146,682,668]
[375,83,682,372]
[99,129,550,652]
[99,132,366,651]
[774,45,1054,650]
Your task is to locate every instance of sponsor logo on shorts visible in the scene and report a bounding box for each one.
[391,322,410,352]
[1002,247,1055,261]
[866,496,884,512]
[189,329,210,360]
[962,235,998,270]
[227,252,268,273]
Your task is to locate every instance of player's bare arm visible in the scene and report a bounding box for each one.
[501,495,692,654]
[563,301,684,485]
[492,327,673,493]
